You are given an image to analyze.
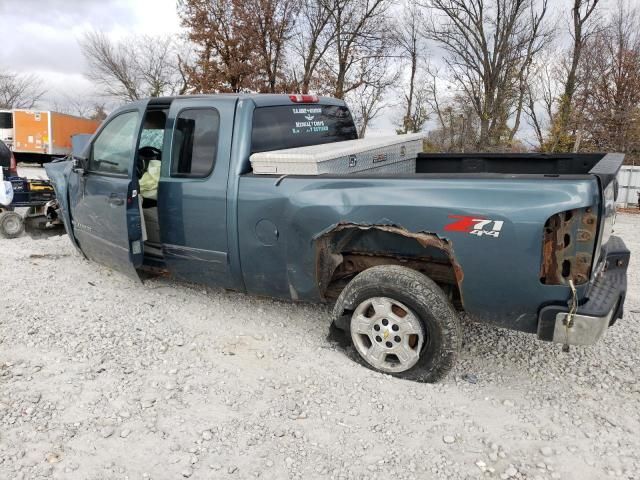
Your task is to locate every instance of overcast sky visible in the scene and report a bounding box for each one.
[0,0,181,109]
[0,0,620,138]
[0,0,407,133]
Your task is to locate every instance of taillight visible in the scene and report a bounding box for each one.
[9,152,16,175]
[289,94,319,103]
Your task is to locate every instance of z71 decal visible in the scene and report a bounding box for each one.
[445,215,504,238]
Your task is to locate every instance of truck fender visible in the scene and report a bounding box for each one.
[44,160,83,253]
[314,222,465,309]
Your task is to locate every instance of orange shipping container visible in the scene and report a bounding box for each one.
[12,110,100,156]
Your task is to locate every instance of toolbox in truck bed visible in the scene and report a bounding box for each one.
[249,133,425,175]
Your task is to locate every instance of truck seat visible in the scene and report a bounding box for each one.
[143,207,161,244]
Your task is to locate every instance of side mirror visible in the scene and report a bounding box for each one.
[72,155,88,174]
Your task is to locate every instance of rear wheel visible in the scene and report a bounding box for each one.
[333,265,461,382]
[0,211,24,239]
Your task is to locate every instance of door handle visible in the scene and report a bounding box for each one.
[108,193,124,206]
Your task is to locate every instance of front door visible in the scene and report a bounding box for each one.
[66,104,148,279]
[158,97,236,288]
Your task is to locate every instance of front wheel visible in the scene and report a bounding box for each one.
[332,265,461,382]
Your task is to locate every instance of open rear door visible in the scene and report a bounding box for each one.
[53,102,148,280]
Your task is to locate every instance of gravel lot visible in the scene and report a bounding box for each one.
[1,208,638,480]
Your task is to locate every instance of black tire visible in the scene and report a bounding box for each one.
[0,211,25,239]
[332,265,461,382]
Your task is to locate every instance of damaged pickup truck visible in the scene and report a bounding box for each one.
[45,94,629,382]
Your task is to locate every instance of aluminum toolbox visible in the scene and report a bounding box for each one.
[250,133,425,175]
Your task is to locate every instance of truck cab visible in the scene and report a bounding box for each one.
[46,94,356,286]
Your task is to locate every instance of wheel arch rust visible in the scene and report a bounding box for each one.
[314,222,464,309]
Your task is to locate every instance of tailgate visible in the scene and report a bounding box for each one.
[589,153,624,276]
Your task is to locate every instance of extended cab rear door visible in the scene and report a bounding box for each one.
[158,96,239,288]
[64,102,148,280]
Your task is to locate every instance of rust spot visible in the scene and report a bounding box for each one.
[540,213,563,284]
[573,252,591,284]
[576,229,592,242]
[315,222,464,307]
[540,208,596,285]
[326,223,452,250]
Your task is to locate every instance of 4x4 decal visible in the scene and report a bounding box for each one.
[445,215,504,238]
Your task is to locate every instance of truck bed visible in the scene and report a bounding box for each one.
[416,153,605,176]
[246,153,619,178]
[245,153,622,188]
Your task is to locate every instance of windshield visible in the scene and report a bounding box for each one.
[251,104,357,154]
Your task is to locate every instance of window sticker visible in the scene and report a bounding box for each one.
[291,107,327,134]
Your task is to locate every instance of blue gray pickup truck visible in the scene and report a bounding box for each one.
[45,94,629,382]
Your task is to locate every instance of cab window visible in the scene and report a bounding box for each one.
[251,105,357,154]
[89,111,140,175]
[171,108,219,178]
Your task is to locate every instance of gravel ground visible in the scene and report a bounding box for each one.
[0,212,638,480]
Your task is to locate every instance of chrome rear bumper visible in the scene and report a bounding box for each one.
[537,236,629,346]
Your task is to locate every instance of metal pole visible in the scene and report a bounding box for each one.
[623,165,631,208]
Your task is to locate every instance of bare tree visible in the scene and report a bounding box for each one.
[427,99,479,152]
[0,71,46,109]
[51,94,109,120]
[574,0,640,162]
[80,31,185,100]
[52,96,93,118]
[133,36,188,97]
[246,0,298,93]
[508,6,555,144]
[349,83,386,137]
[426,0,551,150]
[347,57,397,136]
[81,31,138,100]
[393,1,428,133]
[523,51,562,149]
[400,85,432,134]
[292,0,336,93]
[321,0,392,99]
[425,70,477,151]
[547,0,601,151]
[89,104,108,121]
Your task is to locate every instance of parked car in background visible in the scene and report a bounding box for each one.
[0,139,17,178]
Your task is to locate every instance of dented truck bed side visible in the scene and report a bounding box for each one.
[235,173,604,334]
[46,94,628,346]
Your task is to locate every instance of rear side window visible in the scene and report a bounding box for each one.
[251,105,357,154]
[171,109,219,177]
